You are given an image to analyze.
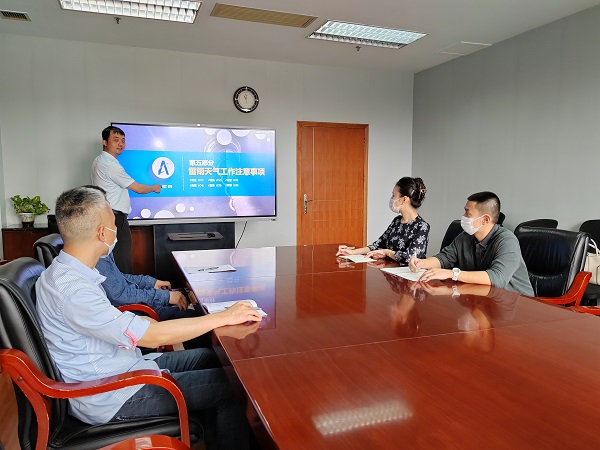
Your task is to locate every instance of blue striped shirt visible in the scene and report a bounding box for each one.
[35,251,155,424]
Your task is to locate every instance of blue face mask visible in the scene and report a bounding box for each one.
[101,226,118,258]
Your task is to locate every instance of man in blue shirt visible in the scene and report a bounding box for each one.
[95,253,209,348]
[36,186,262,450]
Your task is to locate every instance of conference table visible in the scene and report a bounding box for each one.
[173,244,600,449]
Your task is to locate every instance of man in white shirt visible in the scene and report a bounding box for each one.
[91,125,161,273]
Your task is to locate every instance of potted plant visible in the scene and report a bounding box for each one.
[10,195,50,228]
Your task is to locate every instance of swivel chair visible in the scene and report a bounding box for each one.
[578,220,600,306]
[515,226,590,306]
[440,212,506,251]
[514,219,558,236]
[0,258,202,450]
[33,233,63,268]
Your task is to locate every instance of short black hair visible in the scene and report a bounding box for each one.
[467,191,501,223]
[102,126,125,142]
[55,187,108,243]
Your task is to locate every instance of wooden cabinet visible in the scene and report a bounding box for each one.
[2,227,50,260]
[2,226,155,275]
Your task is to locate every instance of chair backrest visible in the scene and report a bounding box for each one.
[33,233,63,268]
[440,220,463,251]
[514,218,558,236]
[515,226,590,298]
[579,220,600,248]
[498,212,506,226]
[0,257,66,450]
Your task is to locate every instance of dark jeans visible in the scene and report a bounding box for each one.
[113,210,132,274]
[111,349,251,450]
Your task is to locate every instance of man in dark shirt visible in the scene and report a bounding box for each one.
[409,191,534,296]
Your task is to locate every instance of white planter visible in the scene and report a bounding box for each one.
[19,212,35,228]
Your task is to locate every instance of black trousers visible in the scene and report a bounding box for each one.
[112,210,133,274]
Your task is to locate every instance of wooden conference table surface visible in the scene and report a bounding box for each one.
[174,244,600,449]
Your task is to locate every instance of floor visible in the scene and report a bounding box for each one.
[0,371,18,450]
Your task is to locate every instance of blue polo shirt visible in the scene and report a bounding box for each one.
[35,251,157,424]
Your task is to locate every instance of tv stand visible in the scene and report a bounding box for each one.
[167,232,223,241]
[154,222,234,283]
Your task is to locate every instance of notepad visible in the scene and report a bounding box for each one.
[339,255,376,263]
[381,266,425,281]
[202,300,268,317]
[185,264,236,274]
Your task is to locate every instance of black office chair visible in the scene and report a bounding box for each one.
[440,220,463,251]
[515,226,590,306]
[440,213,506,251]
[514,218,558,236]
[33,233,63,268]
[578,220,600,306]
[0,258,202,450]
[498,212,506,226]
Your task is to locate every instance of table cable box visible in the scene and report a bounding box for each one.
[167,232,223,241]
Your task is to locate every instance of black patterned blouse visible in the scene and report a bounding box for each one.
[368,215,430,264]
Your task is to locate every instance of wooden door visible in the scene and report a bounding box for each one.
[297,122,368,246]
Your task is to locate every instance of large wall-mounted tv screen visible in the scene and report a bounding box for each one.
[112,122,276,223]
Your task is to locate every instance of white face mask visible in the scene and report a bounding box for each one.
[389,197,401,214]
[460,215,485,235]
[101,226,118,258]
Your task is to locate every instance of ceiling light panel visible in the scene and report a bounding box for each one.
[58,0,202,23]
[308,20,427,49]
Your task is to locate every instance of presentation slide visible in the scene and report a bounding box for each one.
[113,123,276,220]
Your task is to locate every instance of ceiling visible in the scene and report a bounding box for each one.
[1,0,599,73]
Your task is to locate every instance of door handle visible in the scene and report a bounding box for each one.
[303,194,312,214]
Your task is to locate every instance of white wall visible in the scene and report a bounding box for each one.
[413,5,600,254]
[0,34,413,255]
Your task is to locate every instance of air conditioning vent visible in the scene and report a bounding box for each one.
[0,10,31,21]
[211,3,317,28]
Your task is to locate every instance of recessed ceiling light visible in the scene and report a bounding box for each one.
[308,20,427,49]
[58,0,202,23]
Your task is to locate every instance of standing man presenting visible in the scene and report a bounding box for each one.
[92,125,161,273]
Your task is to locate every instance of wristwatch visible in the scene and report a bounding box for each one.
[452,267,461,281]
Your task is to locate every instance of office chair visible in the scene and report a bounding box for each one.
[0,258,202,450]
[440,220,463,251]
[498,212,506,226]
[33,233,63,268]
[440,213,507,251]
[574,220,600,306]
[514,218,558,236]
[515,226,590,306]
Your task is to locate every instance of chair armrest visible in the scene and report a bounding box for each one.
[117,304,160,321]
[0,348,190,448]
[99,434,190,450]
[568,305,600,315]
[535,271,591,307]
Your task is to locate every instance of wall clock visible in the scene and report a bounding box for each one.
[233,86,259,113]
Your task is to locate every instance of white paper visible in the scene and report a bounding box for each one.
[185,264,236,274]
[339,255,376,263]
[381,266,425,281]
[202,299,268,317]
